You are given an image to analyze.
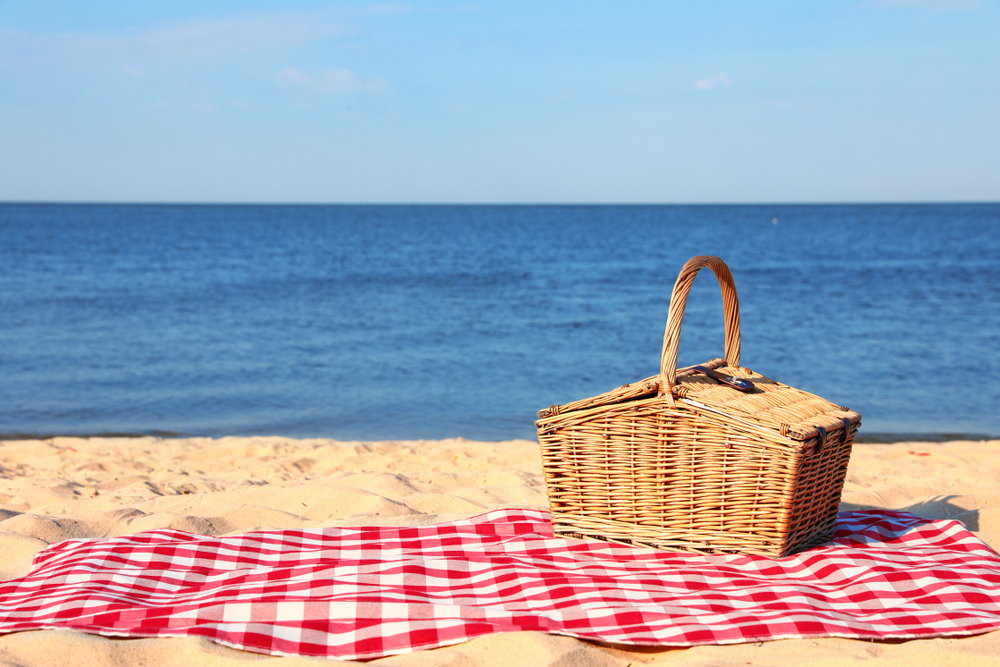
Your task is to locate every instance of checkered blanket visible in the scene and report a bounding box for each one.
[1,510,999,660]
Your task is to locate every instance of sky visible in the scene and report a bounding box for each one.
[1,1,997,203]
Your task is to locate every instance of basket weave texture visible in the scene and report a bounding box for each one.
[535,256,860,558]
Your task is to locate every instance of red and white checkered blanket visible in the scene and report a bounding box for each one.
[1,509,999,660]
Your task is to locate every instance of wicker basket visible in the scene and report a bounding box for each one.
[535,255,860,558]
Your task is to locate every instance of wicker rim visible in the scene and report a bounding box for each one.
[659,255,741,396]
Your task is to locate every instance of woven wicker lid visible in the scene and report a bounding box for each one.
[537,361,859,442]
[536,256,860,442]
[671,361,859,440]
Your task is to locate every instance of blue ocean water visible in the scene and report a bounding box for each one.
[1,203,997,441]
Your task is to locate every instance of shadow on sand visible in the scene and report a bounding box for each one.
[840,495,979,531]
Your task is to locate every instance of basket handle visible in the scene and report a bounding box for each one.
[660,255,741,396]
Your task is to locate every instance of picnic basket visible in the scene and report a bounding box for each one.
[535,255,860,558]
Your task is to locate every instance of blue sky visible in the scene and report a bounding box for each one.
[1,1,997,203]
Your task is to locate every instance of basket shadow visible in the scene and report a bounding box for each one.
[840,496,979,531]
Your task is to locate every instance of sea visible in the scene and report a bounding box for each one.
[1,203,997,443]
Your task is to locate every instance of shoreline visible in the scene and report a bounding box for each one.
[1,435,998,666]
[3,431,998,444]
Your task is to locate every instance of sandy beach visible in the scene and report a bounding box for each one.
[1,436,999,666]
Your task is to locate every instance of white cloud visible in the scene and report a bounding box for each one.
[368,3,413,15]
[276,67,385,94]
[141,15,346,57]
[695,73,732,91]
[120,65,145,79]
[1,13,348,64]
[276,67,312,84]
[876,0,982,9]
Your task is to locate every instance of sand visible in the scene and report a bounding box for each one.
[1,435,999,666]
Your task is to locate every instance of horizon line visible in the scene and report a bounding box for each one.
[3,200,999,207]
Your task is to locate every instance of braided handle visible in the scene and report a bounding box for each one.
[660,256,742,395]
